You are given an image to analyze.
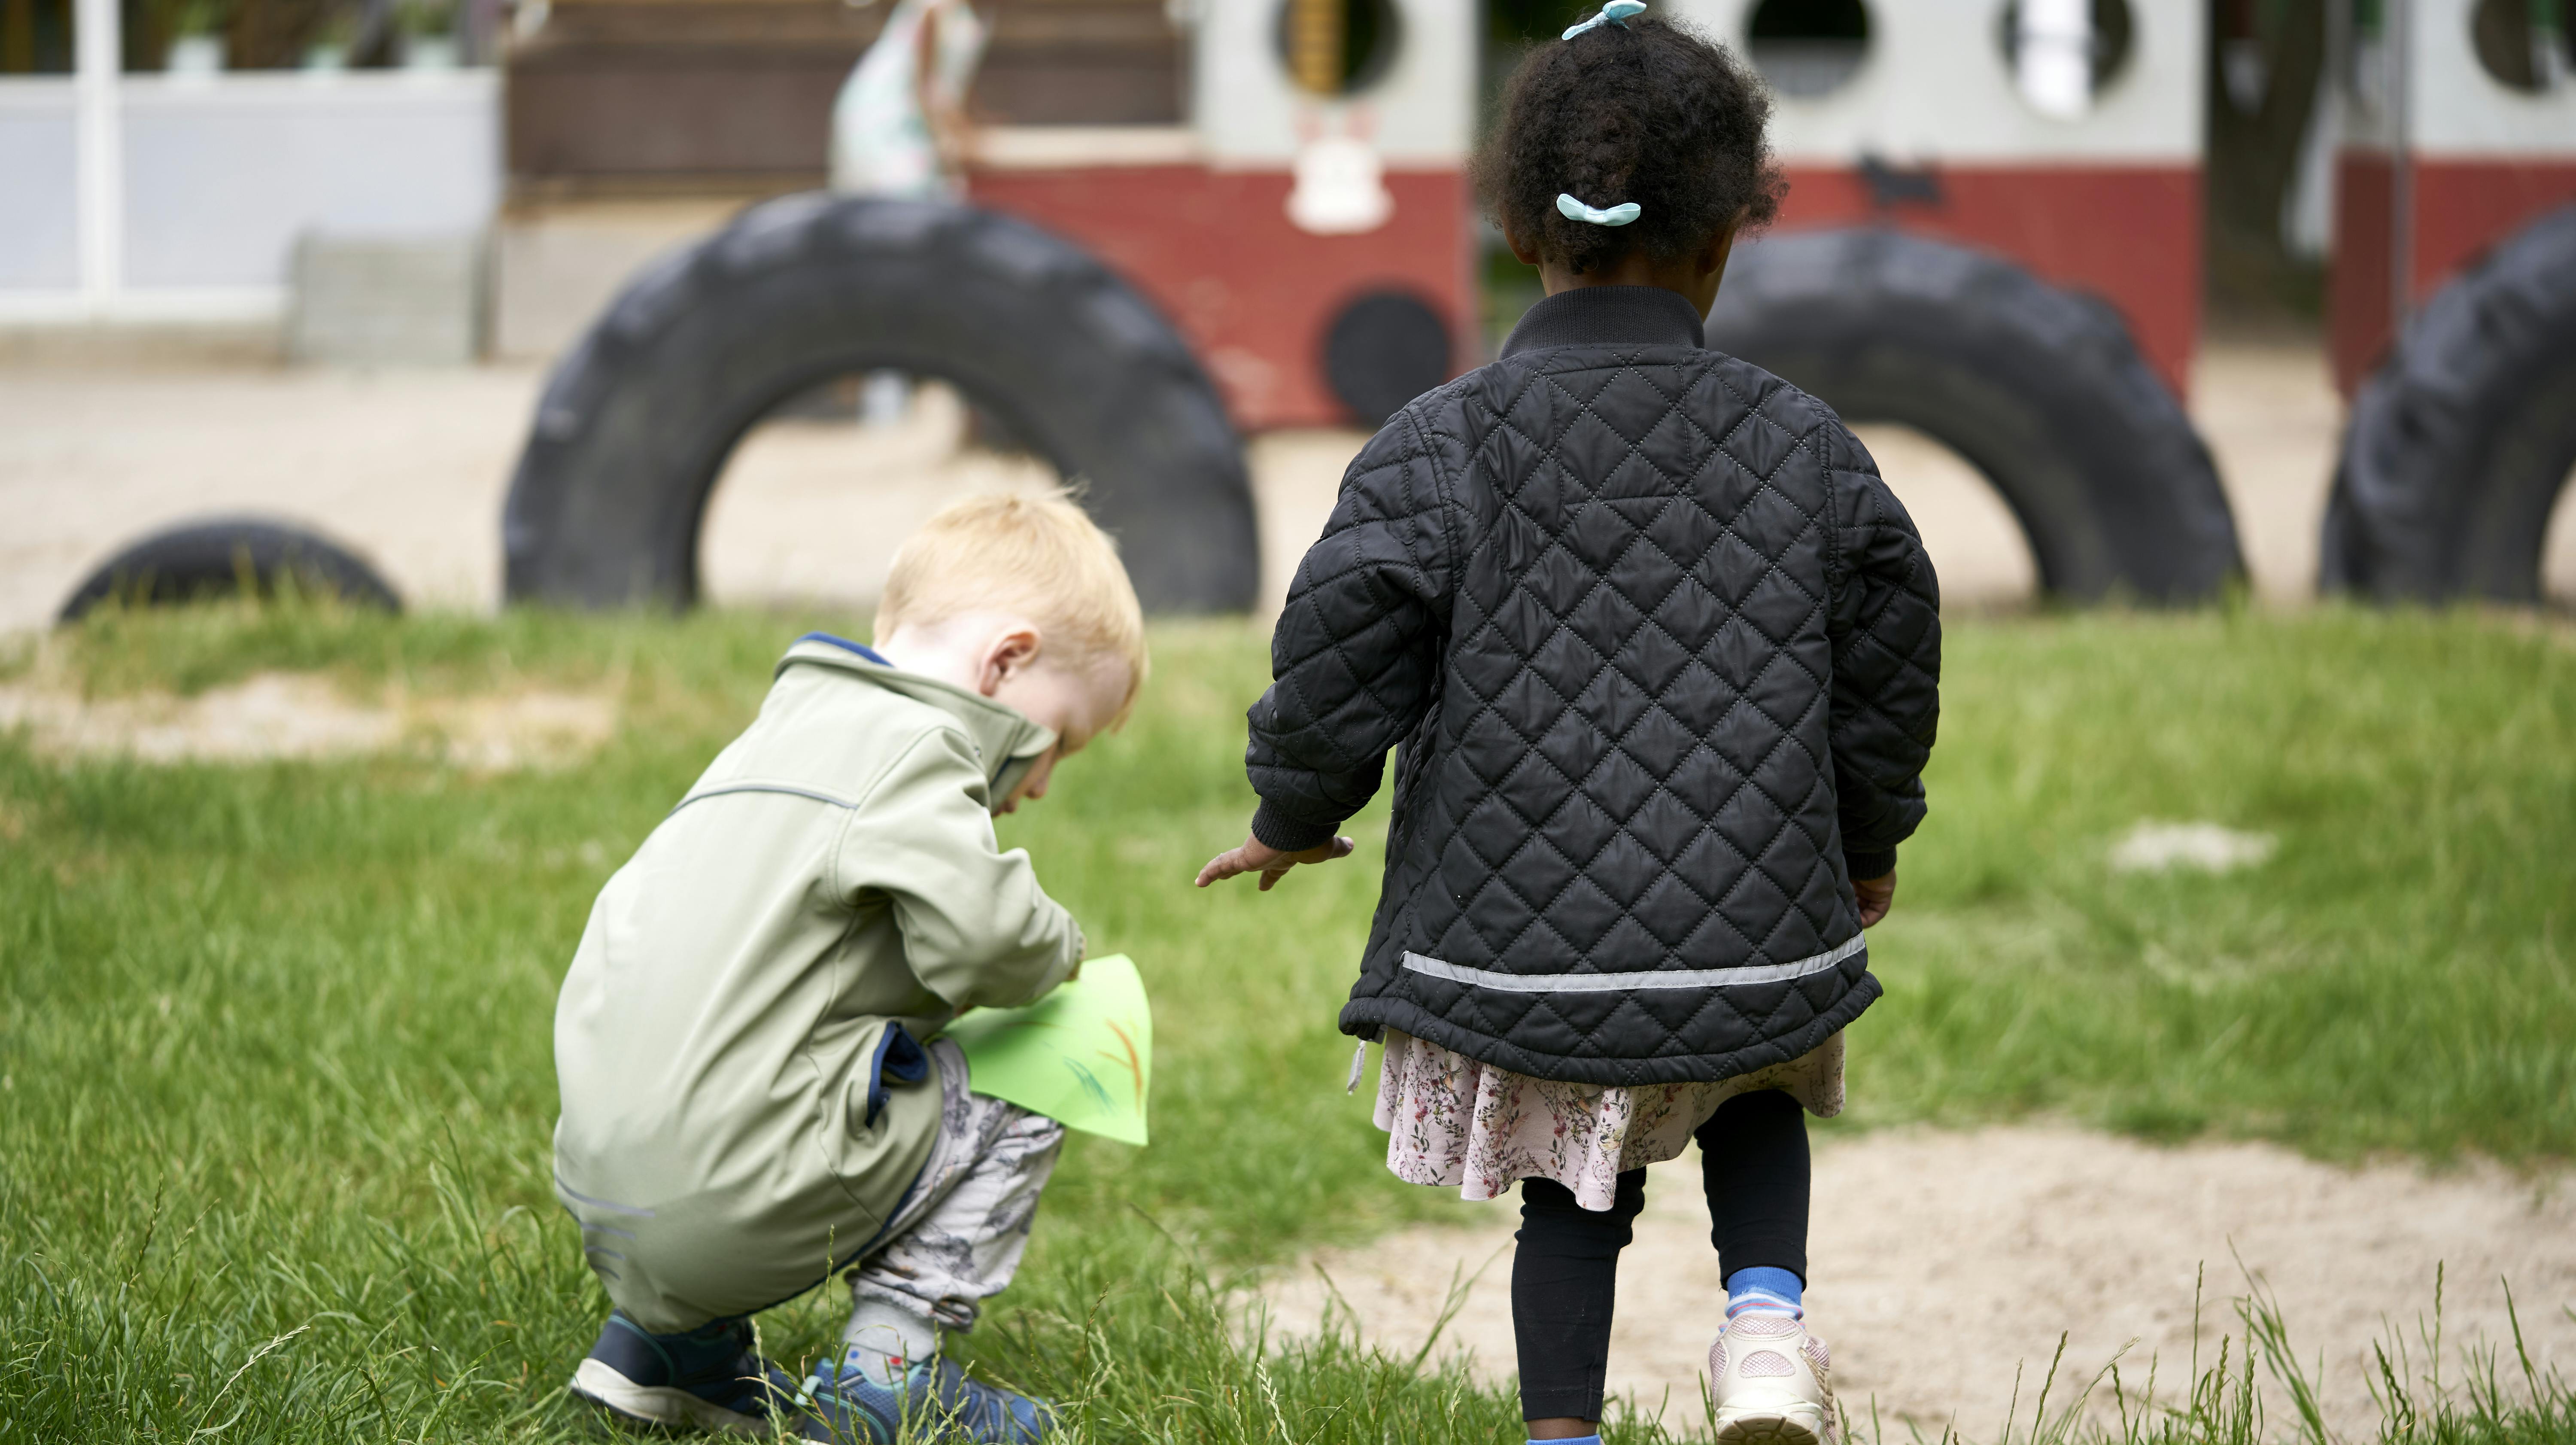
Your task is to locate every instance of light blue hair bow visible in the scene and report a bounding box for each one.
[1557,193,1642,226]
[1561,0,1645,40]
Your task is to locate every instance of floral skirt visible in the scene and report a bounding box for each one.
[1371,1029,1846,1212]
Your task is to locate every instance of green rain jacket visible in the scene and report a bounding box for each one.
[552,634,1083,1332]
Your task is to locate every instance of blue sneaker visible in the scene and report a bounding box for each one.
[568,1310,800,1434]
[797,1350,1054,1443]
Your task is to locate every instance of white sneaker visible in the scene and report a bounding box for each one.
[1708,1311,1836,1445]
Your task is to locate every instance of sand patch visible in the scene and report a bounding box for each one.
[0,672,617,769]
[2109,820,2280,874]
[1261,1126,2576,1438]
[1851,426,2041,612]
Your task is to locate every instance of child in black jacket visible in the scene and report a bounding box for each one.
[1199,7,1940,1443]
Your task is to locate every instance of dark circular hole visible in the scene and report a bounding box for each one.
[1322,290,1452,429]
[1274,0,1405,97]
[2471,0,2572,91]
[1745,0,1871,98]
[1995,0,2136,108]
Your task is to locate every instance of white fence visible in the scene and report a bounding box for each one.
[0,0,498,324]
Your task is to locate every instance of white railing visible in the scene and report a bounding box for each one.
[0,0,499,324]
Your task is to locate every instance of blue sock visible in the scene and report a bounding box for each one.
[1726,1265,1804,1319]
[1527,1437,1603,1445]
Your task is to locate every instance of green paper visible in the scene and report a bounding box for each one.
[944,955,1152,1146]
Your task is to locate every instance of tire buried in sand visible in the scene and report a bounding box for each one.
[60,516,402,622]
[2321,204,2576,604]
[502,195,1260,615]
[1707,228,2241,604]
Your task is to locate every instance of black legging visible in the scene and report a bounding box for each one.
[1509,1088,1810,1422]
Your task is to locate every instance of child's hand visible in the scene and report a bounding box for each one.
[1854,871,1896,928]
[1194,834,1356,892]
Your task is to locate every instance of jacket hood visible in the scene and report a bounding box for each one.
[776,632,1057,789]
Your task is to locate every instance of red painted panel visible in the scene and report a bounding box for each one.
[1773,163,2203,399]
[2330,155,2576,396]
[967,165,1473,429]
[2411,159,2576,294]
[2329,150,2395,395]
[970,161,2204,421]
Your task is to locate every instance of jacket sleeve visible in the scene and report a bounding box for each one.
[834,728,1083,1010]
[1821,422,1941,881]
[1243,408,1461,851]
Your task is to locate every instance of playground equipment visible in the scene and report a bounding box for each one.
[2325,0,2576,392]
[60,518,404,621]
[502,197,1259,614]
[1693,0,2240,600]
[1683,0,2207,395]
[500,0,1461,612]
[965,0,1476,432]
[1710,229,2237,603]
[2321,0,2576,603]
[501,0,2257,611]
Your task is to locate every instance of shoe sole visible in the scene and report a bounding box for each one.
[569,1359,772,1436]
[1715,1409,1826,1445]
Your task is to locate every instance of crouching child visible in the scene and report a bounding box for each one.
[551,493,1145,1442]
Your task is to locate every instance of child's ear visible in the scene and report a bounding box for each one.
[1701,207,1750,277]
[979,626,1044,694]
[1504,222,1545,268]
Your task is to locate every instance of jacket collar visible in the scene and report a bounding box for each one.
[777,632,1058,782]
[1499,285,1706,359]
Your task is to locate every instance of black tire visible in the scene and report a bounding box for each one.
[1322,289,1453,429]
[58,517,402,623]
[2320,203,2576,604]
[1706,228,2242,603]
[502,194,1260,615]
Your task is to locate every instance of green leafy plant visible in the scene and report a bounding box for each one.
[396,0,455,40]
[156,0,228,41]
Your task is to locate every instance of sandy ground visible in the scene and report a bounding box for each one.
[6,341,2571,637]
[1263,1125,2576,1439]
[0,666,618,769]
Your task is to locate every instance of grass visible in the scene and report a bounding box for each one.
[1852,609,2576,1160]
[1,601,2571,1441]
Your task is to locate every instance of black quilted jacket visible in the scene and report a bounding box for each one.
[1245,286,1940,1086]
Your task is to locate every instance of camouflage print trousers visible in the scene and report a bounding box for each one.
[845,1039,1065,1335]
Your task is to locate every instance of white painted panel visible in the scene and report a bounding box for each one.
[0,82,82,291]
[1194,0,1475,165]
[118,71,499,290]
[1675,0,2202,164]
[2405,0,2576,158]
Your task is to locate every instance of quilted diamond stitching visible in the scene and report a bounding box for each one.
[1437,368,1832,1057]
[1249,338,1938,1079]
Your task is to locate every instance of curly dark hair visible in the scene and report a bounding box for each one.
[1473,12,1786,276]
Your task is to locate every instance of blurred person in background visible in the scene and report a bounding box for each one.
[831,0,986,201]
[829,0,986,423]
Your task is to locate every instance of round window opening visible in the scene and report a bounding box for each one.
[1744,0,1871,99]
[2471,0,2574,92]
[1996,0,2135,118]
[1274,0,1404,96]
